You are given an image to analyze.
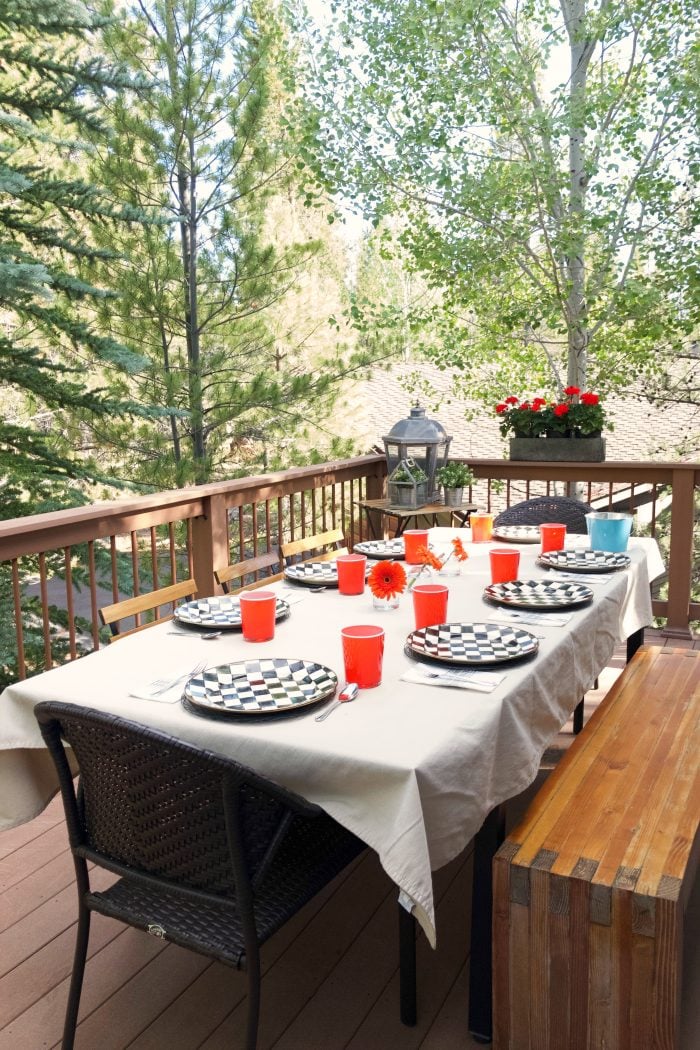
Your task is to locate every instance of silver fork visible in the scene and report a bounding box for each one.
[147,660,208,696]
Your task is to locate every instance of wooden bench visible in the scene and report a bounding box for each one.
[493,645,700,1050]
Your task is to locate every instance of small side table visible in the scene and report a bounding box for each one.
[357,498,477,538]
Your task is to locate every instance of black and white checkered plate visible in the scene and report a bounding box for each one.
[491,525,541,544]
[353,538,406,560]
[174,595,290,630]
[405,622,539,666]
[538,549,630,573]
[284,561,341,586]
[183,658,338,716]
[484,579,593,609]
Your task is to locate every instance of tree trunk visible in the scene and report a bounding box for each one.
[561,0,593,391]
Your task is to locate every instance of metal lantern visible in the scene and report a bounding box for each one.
[383,405,452,501]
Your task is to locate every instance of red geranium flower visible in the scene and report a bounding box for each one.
[564,385,580,396]
[368,560,407,600]
[580,391,599,405]
[495,403,507,414]
[531,397,546,409]
[505,395,519,405]
[553,403,569,417]
[519,401,531,410]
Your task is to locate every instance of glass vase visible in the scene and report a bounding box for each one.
[372,593,401,611]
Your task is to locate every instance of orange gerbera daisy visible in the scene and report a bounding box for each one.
[415,545,444,571]
[368,560,407,600]
[451,536,469,562]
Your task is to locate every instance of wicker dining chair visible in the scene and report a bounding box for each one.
[35,702,367,1050]
[493,495,593,534]
[494,494,594,733]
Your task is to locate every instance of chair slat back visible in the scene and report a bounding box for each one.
[99,579,198,640]
[281,528,347,564]
[215,551,283,594]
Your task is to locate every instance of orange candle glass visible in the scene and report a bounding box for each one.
[239,590,277,642]
[336,554,367,595]
[412,583,449,630]
[539,522,567,553]
[341,625,385,688]
[470,513,494,542]
[403,529,429,564]
[489,548,520,584]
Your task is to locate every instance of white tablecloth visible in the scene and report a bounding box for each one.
[0,532,663,945]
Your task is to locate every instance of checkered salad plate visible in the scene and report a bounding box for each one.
[183,658,338,716]
[484,579,593,609]
[353,538,406,560]
[538,549,630,573]
[284,561,341,586]
[174,595,290,630]
[405,622,539,666]
[492,525,541,544]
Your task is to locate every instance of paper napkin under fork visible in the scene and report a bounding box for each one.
[488,610,571,628]
[401,663,506,692]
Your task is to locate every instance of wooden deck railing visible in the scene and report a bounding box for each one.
[1,454,697,685]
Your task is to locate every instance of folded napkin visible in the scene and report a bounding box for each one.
[488,610,572,628]
[129,663,205,703]
[280,588,310,604]
[401,662,506,693]
[547,571,614,585]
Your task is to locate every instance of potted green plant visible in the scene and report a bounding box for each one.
[435,462,475,507]
[387,458,429,509]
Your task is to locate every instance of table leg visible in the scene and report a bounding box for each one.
[626,627,644,662]
[398,903,417,1025]
[468,803,507,1044]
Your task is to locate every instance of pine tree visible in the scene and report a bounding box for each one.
[87,0,387,488]
[0,0,162,493]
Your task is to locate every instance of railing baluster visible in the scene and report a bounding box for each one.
[252,501,259,558]
[64,547,77,660]
[150,527,158,590]
[186,519,194,580]
[12,559,26,680]
[130,531,140,626]
[168,523,177,584]
[38,552,52,670]
[110,536,119,602]
[88,541,100,650]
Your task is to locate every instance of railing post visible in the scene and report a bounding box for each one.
[365,458,387,538]
[191,492,229,596]
[663,468,695,639]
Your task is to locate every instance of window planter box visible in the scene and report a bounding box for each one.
[509,436,606,462]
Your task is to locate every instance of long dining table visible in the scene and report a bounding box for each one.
[0,529,664,1038]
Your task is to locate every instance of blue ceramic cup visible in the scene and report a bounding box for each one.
[585,512,633,553]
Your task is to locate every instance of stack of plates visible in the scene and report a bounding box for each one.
[483,579,593,609]
[174,595,290,630]
[538,549,630,573]
[491,525,541,544]
[353,538,406,560]
[405,622,538,665]
[184,658,338,716]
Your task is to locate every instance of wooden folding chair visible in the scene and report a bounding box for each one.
[214,550,284,594]
[99,578,198,641]
[281,527,347,565]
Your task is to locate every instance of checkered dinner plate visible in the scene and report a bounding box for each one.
[484,579,593,609]
[174,595,290,630]
[183,658,338,716]
[491,525,541,544]
[284,561,341,586]
[353,538,406,560]
[538,549,631,573]
[405,622,539,666]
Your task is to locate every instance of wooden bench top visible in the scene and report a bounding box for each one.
[500,645,700,903]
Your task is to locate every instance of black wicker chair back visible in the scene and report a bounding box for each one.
[493,495,593,534]
[35,702,365,1050]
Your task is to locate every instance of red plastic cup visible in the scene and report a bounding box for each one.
[412,583,449,630]
[470,512,494,543]
[403,529,429,564]
[489,548,520,584]
[336,553,367,595]
[239,590,277,642]
[341,625,385,689]
[540,522,567,553]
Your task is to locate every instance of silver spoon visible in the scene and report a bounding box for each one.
[315,683,359,721]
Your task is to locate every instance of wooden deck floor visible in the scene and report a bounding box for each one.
[2,635,699,1049]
